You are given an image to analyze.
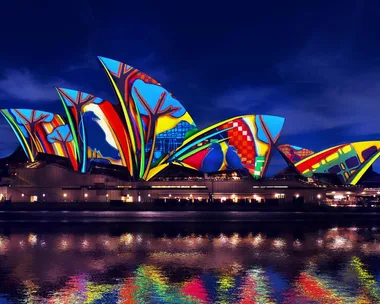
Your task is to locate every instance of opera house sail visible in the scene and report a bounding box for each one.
[1,55,379,189]
[277,141,380,185]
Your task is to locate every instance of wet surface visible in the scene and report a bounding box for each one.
[1,220,380,303]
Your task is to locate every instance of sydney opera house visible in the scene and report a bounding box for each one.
[0,56,380,204]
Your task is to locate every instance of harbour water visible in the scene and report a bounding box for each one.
[0,220,380,303]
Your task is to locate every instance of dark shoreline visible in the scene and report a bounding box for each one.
[2,210,380,222]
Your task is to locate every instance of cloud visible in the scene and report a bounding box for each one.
[214,87,278,111]
[211,33,380,137]
[0,69,71,102]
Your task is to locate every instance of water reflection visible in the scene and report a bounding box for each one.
[1,223,380,302]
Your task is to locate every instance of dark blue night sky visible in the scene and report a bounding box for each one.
[1,0,380,174]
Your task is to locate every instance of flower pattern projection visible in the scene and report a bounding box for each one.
[280,141,380,185]
[1,109,78,170]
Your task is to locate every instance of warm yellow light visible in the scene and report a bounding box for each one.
[84,193,88,198]
[106,194,109,197]
[317,194,321,199]
[63,193,67,198]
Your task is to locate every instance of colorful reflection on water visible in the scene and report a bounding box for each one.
[1,222,380,303]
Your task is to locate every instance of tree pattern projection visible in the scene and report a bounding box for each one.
[1,57,295,182]
[10,109,52,157]
[133,87,181,178]
[98,56,196,180]
[56,88,132,173]
[56,88,98,166]
[46,125,78,170]
[1,109,79,170]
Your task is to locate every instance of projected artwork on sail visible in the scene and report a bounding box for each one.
[56,88,131,173]
[293,141,380,184]
[98,56,197,179]
[1,109,78,170]
[152,115,285,179]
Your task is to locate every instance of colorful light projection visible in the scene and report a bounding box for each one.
[1,109,78,170]
[293,141,380,184]
[98,56,197,180]
[239,267,276,303]
[351,256,380,303]
[56,88,131,173]
[277,144,314,164]
[283,272,346,303]
[151,115,285,180]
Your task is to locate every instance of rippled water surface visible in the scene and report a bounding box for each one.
[1,220,380,303]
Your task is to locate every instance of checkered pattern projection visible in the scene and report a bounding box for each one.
[166,115,285,178]
[1,56,286,181]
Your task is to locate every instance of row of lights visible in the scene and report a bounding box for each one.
[19,192,326,201]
